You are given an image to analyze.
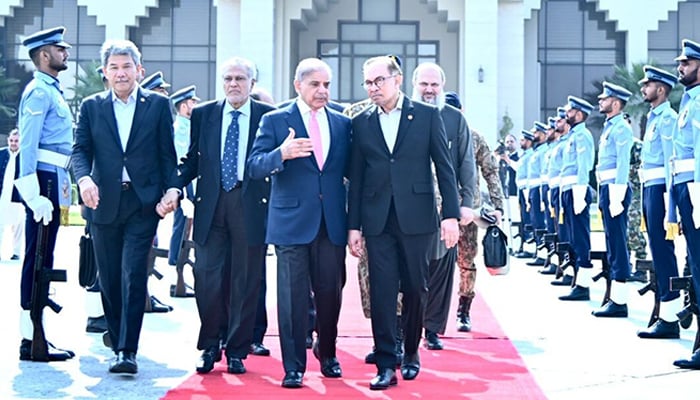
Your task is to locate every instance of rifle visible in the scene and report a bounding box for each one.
[30,179,67,361]
[541,233,557,272]
[635,260,657,328]
[554,242,573,279]
[590,250,611,307]
[670,275,700,352]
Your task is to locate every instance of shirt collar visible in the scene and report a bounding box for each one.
[378,92,404,115]
[224,97,251,117]
[295,97,326,117]
[111,85,139,104]
[650,100,670,116]
[685,84,700,98]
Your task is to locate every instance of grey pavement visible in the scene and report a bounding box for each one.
[0,216,697,399]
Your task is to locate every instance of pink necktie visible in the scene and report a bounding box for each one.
[309,110,324,169]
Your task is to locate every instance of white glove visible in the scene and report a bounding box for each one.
[688,182,700,229]
[607,183,626,218]
[181,197,194,218]
[14,174,53,225]
[572,184,587,215]
[522,188,530,210]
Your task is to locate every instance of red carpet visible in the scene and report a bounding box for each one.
[163,258,546,399]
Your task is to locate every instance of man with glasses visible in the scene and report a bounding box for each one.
[348,56,460,390]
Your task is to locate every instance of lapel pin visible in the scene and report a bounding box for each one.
[140,98,145,102]
[408,114,413,120]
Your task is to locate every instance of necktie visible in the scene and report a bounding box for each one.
[221,110,241,191]
[308,110,324,169]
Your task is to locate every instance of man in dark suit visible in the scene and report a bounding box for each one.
[72,39,179,374]
[347,56,461,390]
[165,57,275,375]
[0,129,23,261]
[410,62,476,351]
[247,57,351,389]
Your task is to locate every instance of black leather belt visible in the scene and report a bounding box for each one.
[121,182,132,191]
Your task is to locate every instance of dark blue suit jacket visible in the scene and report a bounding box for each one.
[247,102,351,246]
[0,148,20,201]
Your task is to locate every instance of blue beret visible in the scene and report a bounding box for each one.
[170,85,200,105]
[444,91,462,110]
[548,117,558,129]
[565,95,594,115]
[675,39,700,61]
[521,129,535,141]
[557,107,567,119]
[638,65,677,87]
[141,71,170,90]
[533,121,548,133]
[598,81,632,102]
[22,26,71,51]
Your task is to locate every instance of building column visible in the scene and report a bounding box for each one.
[497,2,526,144]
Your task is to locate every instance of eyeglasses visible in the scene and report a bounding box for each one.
[362,75,397,89]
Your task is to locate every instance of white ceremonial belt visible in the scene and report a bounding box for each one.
[549,176,561,186]
[639,167,665,183]
[528,178,542,186]
[516,179,526,187]
[670,158,695,175]
[596,169,616,182]
[541,176,550,184]
[37,149,71,169]
[560,175,577,186]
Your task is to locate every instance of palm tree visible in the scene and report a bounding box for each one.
[67,60,105,121]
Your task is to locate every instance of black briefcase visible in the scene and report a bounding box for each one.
[78,230,97,288]
[482,225,508,269]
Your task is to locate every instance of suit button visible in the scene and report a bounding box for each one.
[390,158,394,163]
[262,198,267,204]
[265,177,270,182]
[319,194,323,200]
[197,175,202,179]
[196,197,201,202]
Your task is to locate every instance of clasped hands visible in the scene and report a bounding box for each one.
[157,190,181,217]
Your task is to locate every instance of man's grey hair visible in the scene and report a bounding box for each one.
[362,56,403,77]
[100,39,141,67]
[221,57,257,80]
[411,62,446,84]
[294,58,332,82]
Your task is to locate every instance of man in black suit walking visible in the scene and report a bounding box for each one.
[348,56,461,390]
[72,39,180,374]
[164,57,275,375]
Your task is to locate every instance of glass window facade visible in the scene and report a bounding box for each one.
[649,0,700,71]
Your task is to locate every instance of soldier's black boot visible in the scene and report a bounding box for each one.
[457,296,472,332]
[637,320,680,339]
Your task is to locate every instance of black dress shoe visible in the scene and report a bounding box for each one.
[539,264,557,275]
[227,357,246,374]
[513,251,534,259]
[86,315,108,333]
[558,285,590,301]
[592,301,628,318]
[102,332,113,349]
[145,296,173,313]
[281,371,304,388]
[674,349,700,369]
[109,351,138,374]
[627,270,647,283]
[369,368,397,390]
[551,275,574,286]
[19,339,74,362]
[249,343,270,356]
[196,347,221,374]
[526,257,546,266]
[10,254,20,260]
[364,349,376,364]
[400,353,420,380]
[637,319,680,339]
[169,284,195,298]
[424,331,443,350]
[320,357,342,378]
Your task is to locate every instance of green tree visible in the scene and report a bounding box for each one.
[0,55,20,119]
[499,110,513,140]
[67,60,105,121]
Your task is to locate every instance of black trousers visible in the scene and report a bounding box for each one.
[366,203,432,370]
[251,247,268,345]
[275,217,346,373]
[193,188,264,359]
[91,187,159,353]
[424,246,457,335]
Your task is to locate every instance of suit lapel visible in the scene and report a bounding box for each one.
[125,89,150,151]
[367,105,391,155]
[99,92,121,150]
[393,96,414,152]
[285,103,321,170]
[208,100,226,181]
[247,100,262,156]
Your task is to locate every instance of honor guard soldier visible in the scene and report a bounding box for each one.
[525,121,550,266]
[557,96,596,301]
[592,82,634,317]
[541,117,558,236]
[636,65,682,338]
[14,26,75,361]
[141,71,171,95]
[669,39,700,369]
[510,130,535,258]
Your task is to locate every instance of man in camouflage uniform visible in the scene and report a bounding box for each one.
[627,136,648,282]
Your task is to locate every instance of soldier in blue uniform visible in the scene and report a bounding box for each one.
[591,82,634,317]
[636,66,682,338]
[525,121,549,266]
[14,26,75,361]
[669,39,700,369]
[507,130,534,258]
[557,96,595,301]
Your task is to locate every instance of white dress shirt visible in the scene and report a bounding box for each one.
[220,98,251,182]
[378,92,404,153]
[296,98,330,161]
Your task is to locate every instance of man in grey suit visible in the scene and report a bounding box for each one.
[348,56,461,390]
[411,62,476,350]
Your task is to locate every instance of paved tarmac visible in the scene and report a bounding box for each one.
[0,215,697,399]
